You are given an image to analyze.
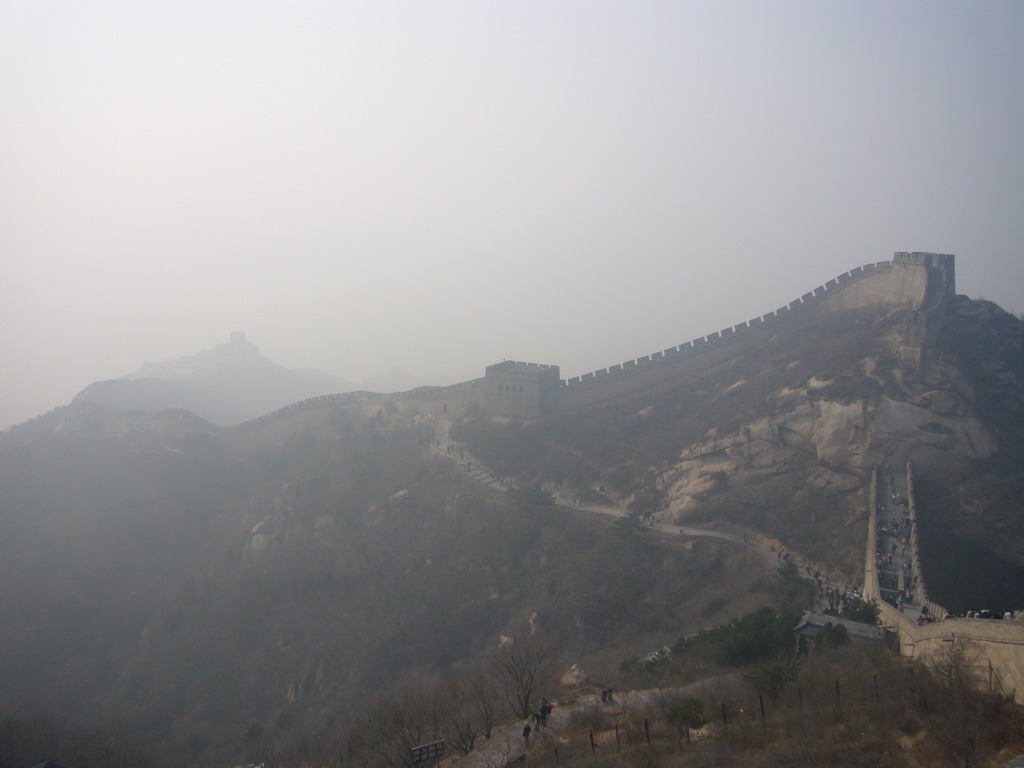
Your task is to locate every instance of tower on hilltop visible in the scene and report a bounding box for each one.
[482,361,561,419]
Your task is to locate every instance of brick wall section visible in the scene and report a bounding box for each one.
[543,254,944,414]
[866,459,1024,705]
[894,615,1024,703]
[229,252,954,427]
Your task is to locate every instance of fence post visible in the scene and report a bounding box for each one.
[644,719,651,745]
[614,724,621,752]
[589,729,596,753]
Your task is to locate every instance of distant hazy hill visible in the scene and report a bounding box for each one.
[71,333,353,426]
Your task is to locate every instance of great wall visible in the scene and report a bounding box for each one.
[106,250,1024,702]
[863,461,1024,704]
[222,249,1024,703]
[228,251,956,432]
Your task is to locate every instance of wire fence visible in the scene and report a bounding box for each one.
[506,661,1003,767]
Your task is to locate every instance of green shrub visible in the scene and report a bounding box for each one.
[667,698,708,731]
[743,657,801,700]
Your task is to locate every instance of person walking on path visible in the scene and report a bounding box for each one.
[522,722,532,745]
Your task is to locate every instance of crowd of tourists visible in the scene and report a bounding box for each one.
[874,472,925,617]
[822,584,863,614]
[963,609,1017,620]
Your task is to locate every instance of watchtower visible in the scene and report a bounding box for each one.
[892,251,956,300]
[482,361,561,418]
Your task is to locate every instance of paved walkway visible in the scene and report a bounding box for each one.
[446,694,576,768]
[446,685,702,768]
[874,468,924,623]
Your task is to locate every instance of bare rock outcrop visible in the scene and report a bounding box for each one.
[664,386,996,520]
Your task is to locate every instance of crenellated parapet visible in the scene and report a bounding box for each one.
[559,260,891,391]
[544,252,956,412]
[893,251,956,298]
[225,251,956,428]
[227,377,489,432]
[893,252,955,368]
[481,361,561,418]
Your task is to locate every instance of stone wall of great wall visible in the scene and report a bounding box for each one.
[227,252,955,432]
[228,377,488,435]
[218,251,1024,702]
[556,259,894,393]
[897,251,956,369]
[542,252,952,414]
[227,361,565,435]
[865,462,1024,705]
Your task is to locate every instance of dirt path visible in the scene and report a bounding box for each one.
[447,688,637,768]
[426,420,844,766]
[447,682,733,767]
[430,418,786,570]
[430,417,847,606]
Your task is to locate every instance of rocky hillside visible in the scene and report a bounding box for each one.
[455,296,1024,596]
[1,287,1021,766]
[0,402,772,766]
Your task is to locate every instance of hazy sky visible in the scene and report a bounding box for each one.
[2,1,1023,429]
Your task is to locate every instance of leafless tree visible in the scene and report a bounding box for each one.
[482,739,519,768]
[489,638,551,721]
[442,667,503,754]
[347,684,442,768]
[467,667,502,740]
[445,676,482,755]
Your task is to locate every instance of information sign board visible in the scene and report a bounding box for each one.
[411,739,445,765]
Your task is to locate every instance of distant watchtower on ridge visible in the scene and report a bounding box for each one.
[891,252,955,368]
[482,361,560,419]
[892,251,955,299]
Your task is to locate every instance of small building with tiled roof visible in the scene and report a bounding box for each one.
[793,610,891,655]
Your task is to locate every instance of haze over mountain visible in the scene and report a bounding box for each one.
[3,0,1024,763]
[3,3,1024,431]
[2,254,1022,766]
[68,332,424,427]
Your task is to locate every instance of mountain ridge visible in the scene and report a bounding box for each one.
[70,332,353,427]
[3,255,1023,766]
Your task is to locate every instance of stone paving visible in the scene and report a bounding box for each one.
[874,467,924,624]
